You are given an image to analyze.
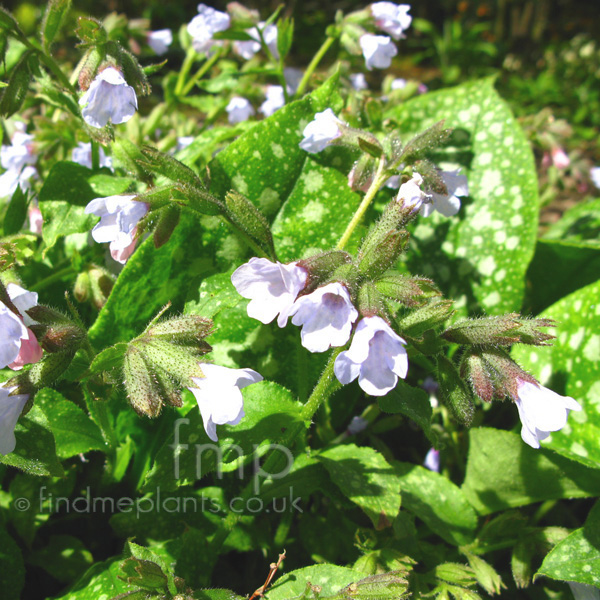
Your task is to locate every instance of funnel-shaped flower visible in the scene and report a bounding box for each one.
[514,379,582,449]
[79,68,138,129]
[188,364,263,441]
[334,316,408,395]
[299,109,345,154]
[187,4,230,54]
[147,29,173,55]
[231,258,307,327]
[360,34,397,70]
[288,282,358,353]
[226,97,255,124]
[420,170,468,217]
[371,2,412,39]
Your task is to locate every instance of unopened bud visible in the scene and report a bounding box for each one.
[297,250,353,294]
[357,229,408,279]
[9,351,76,395]
[375,274,439,306]
[146,315,213,350]
[153,204,181,249]
[123,346,162,417]
[226,2,259,26]
[88,266,114,309]
[436,355,475,426]
[77,46,105,91]
[74,271,91,303]
[348,154,376,192]
[140,339,205,385]
[38,323,86,353]
[357,281,387,319]
[395,299,455,339]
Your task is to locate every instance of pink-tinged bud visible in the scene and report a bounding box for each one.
[28,205,43,235]
[551,146,570,169]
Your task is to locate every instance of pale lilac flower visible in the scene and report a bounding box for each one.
[385,174,401,188]
[147,29,172,55]
[334,315,408,396]
[347,416,369,435]
[424,448,440,472]
[514,379,582,449]
[71,142,112,170]
[299,109,345,154]
[176,136,195,152]
[284,67,303,95]
[0,383,29,455]
[349,73,368,91]
[420,170,468,217]
[79,67,138,129]
[288,282,358,353]
[231,257,307,327]
[234,22,278,60]
[226,97,255,124]
[187,4,230,54]
[371,2,412,40]
[0,283,42,371]
[360,34,398,70]
[84,194,149,264]
[0,126,38,198]
[391,77,407,90]
[591,166,600,189]
[396,172,430,213]
[259,85,285,117]
[188,363,263,441]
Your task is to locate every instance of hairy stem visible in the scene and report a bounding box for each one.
[295,36,336,97]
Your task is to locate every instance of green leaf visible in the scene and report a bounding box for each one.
[34,388,107,459]
[38,161,98,252]
[386,77,538,314]
[543,198,600,247]
[88,342,128,375]
[462,428,600,515]
[41,0,71,51]
[378,380,437,445]
[512,279,600,468]
[0,405,64,477]
[28,535,93,584]
[536,501,600,587]
[525,239,600,314]
[53,558,129,600]
[124,540,177,595]
[265,564,367,600]
[317,444,401,529]
[393,461,478,546]
[193,590,245,600]
[0,525,25,600]
[184,271,243,319]
[0,50,32,117]
[88,174,134,196]
[143,381,303,491]
[3,184,28,235]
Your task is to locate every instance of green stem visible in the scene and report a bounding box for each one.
[174,47,197,97]
[300,348,342,423]
[20,37,76,96]
[181,49,221,97]
[91,140,100,171]
[336,155,387,250]
[30,266,77,292]
[295,36,336,97]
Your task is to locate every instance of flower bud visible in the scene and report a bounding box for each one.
[153,204,181,249]
[436,355,475,426]
[73,271,91,304]
[9,350,76,396]
[140,339,205,385]
[375,274,439,307]
[297,250,353,294]
[357,281,387,319]
[395,299,455,339]
[226,2,260,27]
[443,314,555,347]
[357,229,409,279]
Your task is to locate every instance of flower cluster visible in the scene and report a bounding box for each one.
[187,4,231,55]
[232,258,409,396]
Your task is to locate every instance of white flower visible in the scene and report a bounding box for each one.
[396,172,430,212]
[0,383,29,455]
[299,109,344,154]
[0,126,37,198]
[188,363,263,442]
[226,97,255,124]
[231,257,307,327]
[590,166,600,189]
[284,67,303,95]
[234,22,278,60]
[420,170,468,217]
[334,316,408,396]
[371,2,412,40]
[391,77,407,90]
[187,4,230,54]
[360,34,398,70]
[71,142,113,170]
[176,136,195,152]
[514,379,582,449]
[349,73,368,91]
[79,68,138,129]
[288,282,358,353]
[0,283,42,370]
[259,85,285,117]
[84,194,149,264]
[147,29,173,55]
